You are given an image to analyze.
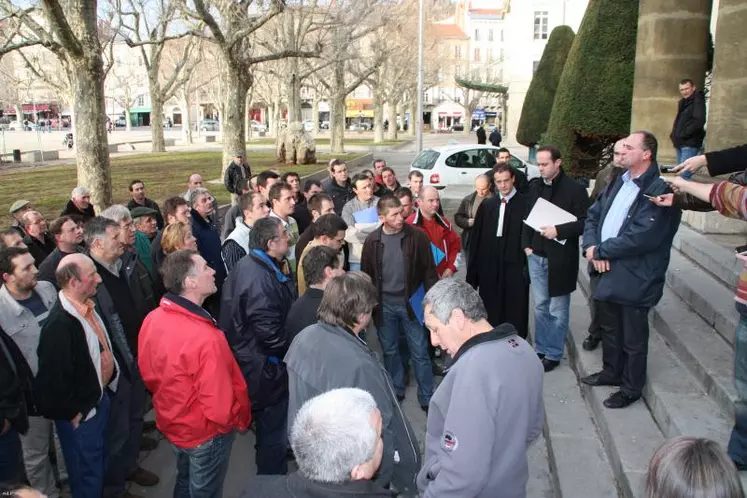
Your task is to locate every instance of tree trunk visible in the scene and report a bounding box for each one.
[407,98,416,137]
[125,106,132,132]
[269,99,280,138]
[220,61,249,171]
[180,93,193,145]
[373,88,384,143]
[150,90,165,152]
[13,104,22,121]
[386,100,398,140]
[311,98,319,135]
[286,59,302,124]
[71,60,112,211]
[245,89,252,142]
[330,94,346,154]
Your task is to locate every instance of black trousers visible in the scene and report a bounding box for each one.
[597,301,650,398]
[588,272,601,339]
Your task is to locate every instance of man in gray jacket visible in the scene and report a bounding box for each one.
[284,272,421,496]
[341,173,379,271]
[418,279,544,498]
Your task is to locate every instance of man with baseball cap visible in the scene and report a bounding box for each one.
[9,200,32,237]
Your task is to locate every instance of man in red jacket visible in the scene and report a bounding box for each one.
[406,186,461,279]
[138,250,251,498]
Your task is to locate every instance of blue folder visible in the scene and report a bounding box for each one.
[409,284,425,324]
[431,243,445,266]
[353,206,379,224]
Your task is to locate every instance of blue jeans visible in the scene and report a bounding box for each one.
[0,427,21,483]
[253,397,288,475]
[729,313,747,465]
[173,432,235,498]
[349,263,361,271]
[379,302,434,406]
[56,393,111,498]
[676,146,699,165]
[528,254,571,362]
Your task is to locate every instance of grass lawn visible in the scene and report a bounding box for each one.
[0,150,359,226]
[248,137,408,147]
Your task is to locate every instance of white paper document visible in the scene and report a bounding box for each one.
[523,197,577,245]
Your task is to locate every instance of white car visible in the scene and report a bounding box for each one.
[302,120,315,132]
[8,120,37,131]
[251,120,267,133]
[409,144,540,189]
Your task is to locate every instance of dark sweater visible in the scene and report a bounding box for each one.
[38,247,81,289]
[35,300,117,421]
[285,288,324,341]
[60,199,95,223]
[94,262,144,356]
[23,233,56,267]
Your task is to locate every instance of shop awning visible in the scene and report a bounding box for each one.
[346,109,375,118]
[129,107,152,113]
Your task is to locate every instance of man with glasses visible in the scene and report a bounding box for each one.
[296,214,347,296]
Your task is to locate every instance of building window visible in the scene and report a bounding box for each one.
[487,48,493,62]
[474,48,480,62]
[533,61,540,73]
[455,45,461,59]
[488,29,494,42]
[534,11,549,40]
[500,29,504,42]
[474,29,480,41]
[136,95,145,107]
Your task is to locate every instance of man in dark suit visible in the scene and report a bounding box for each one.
[467,165,530,338]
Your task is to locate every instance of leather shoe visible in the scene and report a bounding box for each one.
[603,391,640,409]
[541,358,560,372]
[142,420,157,433]
[582,334,601,351]
[140,436,158,451]
[581,372,620,387]
[432,361,445,377]
[127,467,160,487]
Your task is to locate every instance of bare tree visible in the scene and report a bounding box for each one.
[117,0,197,152]
[181,0,317,171]
[171,44,211,145]
[311,0,386,154]
[105,54,142,131]
[0,0,117,210]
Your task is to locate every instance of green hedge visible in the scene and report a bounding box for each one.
[516,26,575,148]
[542,0,638,177]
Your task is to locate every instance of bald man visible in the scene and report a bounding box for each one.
[406,187,461,279]
[454,174,494,255]
[35,253,120,498]
[590,139,625,202]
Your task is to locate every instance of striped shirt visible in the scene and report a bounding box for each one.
[710,181,747,305]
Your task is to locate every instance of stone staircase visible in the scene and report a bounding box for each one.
[541,222,744,497]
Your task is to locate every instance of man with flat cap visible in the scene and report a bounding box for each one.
[130,206,160,274]
[9,200,33,237]
[224,151,251,206]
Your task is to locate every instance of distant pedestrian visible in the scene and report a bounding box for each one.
[476,125,486,145]
[670,78,706,164]
[489,127,502,147]
[224,152,251,206]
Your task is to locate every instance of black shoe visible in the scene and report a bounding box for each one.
[603,391,640,409]
[420,404,429,414]
[140,436,158,451]
[733,460,747,472]
[142,420,157,433]
[396,394,405,402]
[582,334,601,351]
[541,358,560,372]
[581,372,621,387]
[537,352,545,360]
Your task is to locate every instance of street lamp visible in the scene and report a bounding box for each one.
[416,0,424,153]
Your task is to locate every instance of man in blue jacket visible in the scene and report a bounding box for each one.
[190,188,225,318]
[220,217,296,475]
[581,131,681,409]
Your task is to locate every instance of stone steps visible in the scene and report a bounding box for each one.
[542,358,619,498]
[565,291,662,498]
[673,223,741,292]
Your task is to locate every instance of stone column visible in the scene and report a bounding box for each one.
[706,0,747,152]
[630,0,711,164]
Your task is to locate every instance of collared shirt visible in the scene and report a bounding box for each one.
[269,211,300,273]
[91,254,122,277]
[601,170,641,242]
[497,188,517,237]
[63,291,113,385]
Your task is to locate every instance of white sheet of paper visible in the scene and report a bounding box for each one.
[523,197,577,245]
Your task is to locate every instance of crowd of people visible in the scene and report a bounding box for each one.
[0,116,746,498]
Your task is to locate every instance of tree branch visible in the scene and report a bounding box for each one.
[247,49,319,66]
[227,0,285,50]
[39,0,83,57]
[123,30,194,47]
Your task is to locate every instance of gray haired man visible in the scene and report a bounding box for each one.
[61,186,96,222]
[241,387,390,497]
[418,279,544,498]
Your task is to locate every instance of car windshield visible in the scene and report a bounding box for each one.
[412,150,440,170]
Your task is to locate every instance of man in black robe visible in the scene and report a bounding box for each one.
[466,164,529,338]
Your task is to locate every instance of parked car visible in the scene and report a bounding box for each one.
[115,116,127,127]
[199,119,219,131]
[302,120,315,132]
[8,121,37,131]
[319,120,330,130]
[250,120,267,133]
[451,123,465,132]
[409,144,540,189]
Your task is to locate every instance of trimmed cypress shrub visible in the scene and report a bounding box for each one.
[516,26,575,148]
[542,0,638,177]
